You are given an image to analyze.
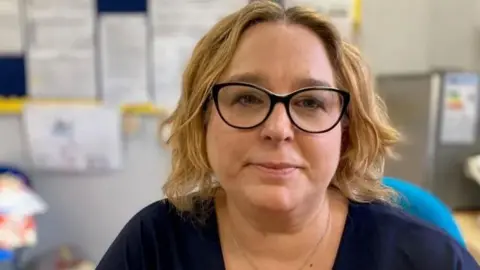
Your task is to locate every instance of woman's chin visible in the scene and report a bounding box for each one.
[244,185,300,212]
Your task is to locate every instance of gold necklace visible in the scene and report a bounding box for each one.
[230,206,332,270]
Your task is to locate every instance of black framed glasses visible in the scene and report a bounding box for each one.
[211,82,350,133]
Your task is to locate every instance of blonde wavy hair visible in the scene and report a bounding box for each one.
[160,0,400,213]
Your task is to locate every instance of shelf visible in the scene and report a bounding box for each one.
[0,98,166,116]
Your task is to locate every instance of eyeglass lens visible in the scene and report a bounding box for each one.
[216,85,344,132]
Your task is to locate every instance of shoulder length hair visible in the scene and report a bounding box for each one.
[160,0,400,215]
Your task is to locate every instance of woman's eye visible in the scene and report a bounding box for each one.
[296,98,323,109]
[236,95,263,105]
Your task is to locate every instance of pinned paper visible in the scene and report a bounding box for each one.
[25,0,96,99]
[284,0,357,41]
[440,73,479,145]
[0,0,24,54]
[22,103,123,172]
[99,13,150,106]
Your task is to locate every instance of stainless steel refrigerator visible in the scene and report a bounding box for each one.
[377,71,480,210]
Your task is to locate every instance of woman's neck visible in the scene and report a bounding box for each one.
[225,192,328,234]
[216,189,345,265]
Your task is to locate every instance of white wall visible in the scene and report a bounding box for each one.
[426,0,479,71]
[1,0,480,264]
[362,0,480,75]
[361,0,431,74]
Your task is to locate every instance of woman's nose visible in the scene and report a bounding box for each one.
[259,103,294,142]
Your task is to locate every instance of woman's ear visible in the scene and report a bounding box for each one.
[341,114,350,133]
[340,117,350,153]
[203,101,213,128]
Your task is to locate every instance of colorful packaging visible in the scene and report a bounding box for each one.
[0,174,47,250]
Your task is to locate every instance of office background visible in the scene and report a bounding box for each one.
[1,0,480,264]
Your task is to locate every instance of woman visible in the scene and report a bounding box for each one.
[97,1,478,269]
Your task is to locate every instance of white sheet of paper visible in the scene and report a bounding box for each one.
[99,14,150,106]
[0,0,24,54]
[150,0,246,39]
[26,0,93,17]
[22,104,123,172]
[284,0,355,40]
[26,0,94,51]
[25,0,96,98]
[440,73,479,145]
[28,16,94,51]
[153,37,196,109]
[150,0,247,108]
[27,50,97,99]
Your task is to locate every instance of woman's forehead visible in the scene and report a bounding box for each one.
[219,22,335,92]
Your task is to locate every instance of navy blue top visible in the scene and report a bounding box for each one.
[97,198,479,270]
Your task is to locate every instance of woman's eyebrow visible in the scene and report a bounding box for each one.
[225,72,266,85]
[294,77,332,88]
[225,73,333,88]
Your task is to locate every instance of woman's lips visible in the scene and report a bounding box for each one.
[250,162,299,176]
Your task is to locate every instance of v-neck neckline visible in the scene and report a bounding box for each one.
[204,200,355,270]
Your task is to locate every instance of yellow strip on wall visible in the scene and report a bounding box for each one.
[352,0,362,27]
[0,98,165,116]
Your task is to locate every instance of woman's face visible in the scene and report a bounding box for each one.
[206,22,343,212]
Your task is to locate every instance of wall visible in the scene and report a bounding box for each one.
[1,0,480,264]
[361,0,480,75]
[361,0,431,74]
[426,0,480,71]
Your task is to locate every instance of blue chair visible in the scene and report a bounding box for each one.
[383,176,466,247]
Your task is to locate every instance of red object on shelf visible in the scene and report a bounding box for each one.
[0,214,37,250]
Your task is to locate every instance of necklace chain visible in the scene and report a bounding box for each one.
[230,205,332,270]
